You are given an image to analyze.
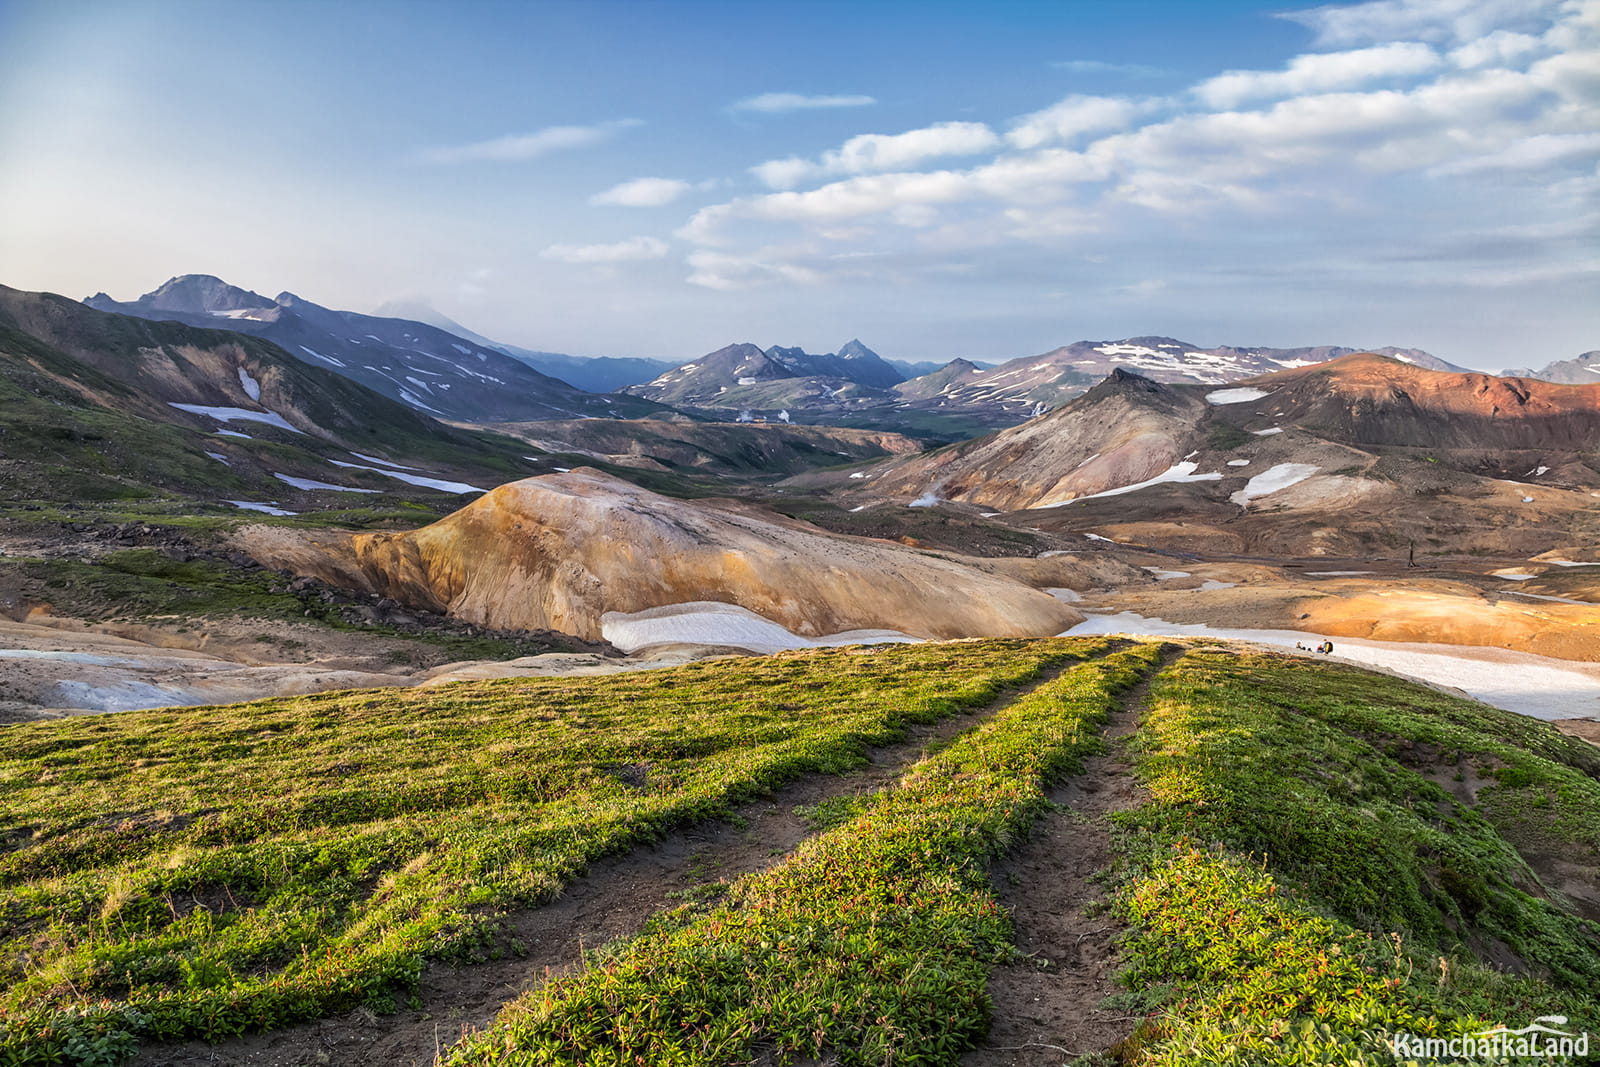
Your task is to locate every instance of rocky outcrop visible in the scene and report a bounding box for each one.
[243,469,1082,643]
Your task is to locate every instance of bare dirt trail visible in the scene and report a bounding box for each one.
[133,664,1080,1067]
[962,646,1175,1067]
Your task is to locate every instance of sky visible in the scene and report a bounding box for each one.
[0,0,1595,371]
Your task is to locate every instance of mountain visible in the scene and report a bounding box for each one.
[889,336,1471,424]
[372,299,676,392]
[0,284,559,509]
[86,276,668,422]
[838,354,1600,560]
[625,339,905,407]
[1504,350,1600,384]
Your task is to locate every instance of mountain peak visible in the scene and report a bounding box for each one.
[138,275,276,315]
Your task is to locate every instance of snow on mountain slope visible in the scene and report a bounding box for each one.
[85,276,666,423]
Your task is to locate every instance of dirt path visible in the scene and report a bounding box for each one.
[133,666,1074,1067]
[961,646,1174,1067]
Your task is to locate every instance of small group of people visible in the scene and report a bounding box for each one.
[1295,640,1335,654]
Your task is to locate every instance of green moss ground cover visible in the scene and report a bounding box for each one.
[1115,646,1600,1065]
[0,639,1098,1064]
[444,642,1161,1066]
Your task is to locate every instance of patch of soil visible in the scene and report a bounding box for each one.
[131,670,1068,1067]
[962,647,1175,1067]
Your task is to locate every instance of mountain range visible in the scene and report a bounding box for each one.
[621,335,1480,436]
[85,276,665,423]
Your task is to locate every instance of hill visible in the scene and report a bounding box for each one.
[0,284,555,513]
[86,276,668,423]
[236,468,1083,643]
[2,638,1595,1064]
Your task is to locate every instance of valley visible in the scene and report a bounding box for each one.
[1,281,1596,1066]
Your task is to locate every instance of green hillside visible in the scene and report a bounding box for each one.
[1,639,1596,1065]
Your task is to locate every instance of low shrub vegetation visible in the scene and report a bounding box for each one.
[0,639,1103,1063]
[445,643,1162,1065]
[1114,647,1600,1065]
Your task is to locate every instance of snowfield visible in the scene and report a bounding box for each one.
[1230,463,1318,505]
[1063,611,1600,721]
[600,602,919,654]
[1205,387,1272,404]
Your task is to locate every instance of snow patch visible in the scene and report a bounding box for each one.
[237,368,261,401]
[226,500,297,515]
[1062,611,1600,721]
[168,404,304,435]
[1205,387,1271,405]
[1226,459,1251,467]
[349,451,422,471]
[328,460,485,494]
[1198,580,1236,591]
[1230,463,1318,506]
[204,451,230,465]
[1056,462,1223,505]
[601,602,919,655]
[297,346,346,367]
[1047,588,1083,603]
[1251,427,1284,436]
[849,472,868,480]
[216,430,252,439]
[1144,568,1191,580]
[273,473,382,494]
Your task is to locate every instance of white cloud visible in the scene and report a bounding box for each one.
[1194,43,1442,108]
[1280,0,1564,46]
[685,248,823,289]
[541,236,669,263]
[415,119,641,165]
[752,122,1001,189]
[730,92,877,113]
[1007,95,1147,149]
[1430,130,1600,173]
[1450,29,1546,66]
[590,177,693,206]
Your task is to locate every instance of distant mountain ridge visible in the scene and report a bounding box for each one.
[371,299,676,393]
[625,334,1475,437]
[1503,351,1600,384]
[86,276,667,423]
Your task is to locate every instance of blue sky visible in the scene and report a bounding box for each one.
[1,0,1595,370]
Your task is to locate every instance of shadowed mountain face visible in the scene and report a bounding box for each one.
[85,276,668,423]
[0,284,543,507]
